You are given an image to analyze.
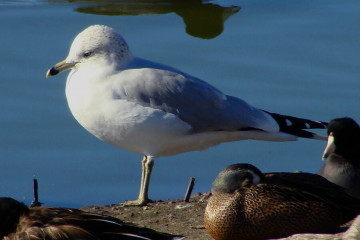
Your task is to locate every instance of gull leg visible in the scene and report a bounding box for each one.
[125,156,154,206]
[139,156,154,203]
[139,156,147,199]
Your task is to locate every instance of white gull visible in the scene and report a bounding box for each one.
[46,25,327,205]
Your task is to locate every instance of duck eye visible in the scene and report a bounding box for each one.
[83,52,92,57]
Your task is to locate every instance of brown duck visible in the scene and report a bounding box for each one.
[0,197,184,240]
[204,163,360,240]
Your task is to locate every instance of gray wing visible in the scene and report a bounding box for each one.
[112,65,279,133]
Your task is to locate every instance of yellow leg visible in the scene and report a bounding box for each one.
[125,156,154,206]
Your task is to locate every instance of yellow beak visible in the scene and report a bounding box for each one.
[46,59,75,78]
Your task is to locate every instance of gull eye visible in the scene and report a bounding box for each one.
[83,51,92,58]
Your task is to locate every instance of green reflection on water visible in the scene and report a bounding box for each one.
[69,0,241,39]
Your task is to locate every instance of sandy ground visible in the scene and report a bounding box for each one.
[80,192,358,240]
[81,192,212,239]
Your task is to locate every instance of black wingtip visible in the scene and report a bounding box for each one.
[264,111,328,139]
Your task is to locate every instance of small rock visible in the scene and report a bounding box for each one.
[176,204,192,210]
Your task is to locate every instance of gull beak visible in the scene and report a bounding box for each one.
[322,133,335,161]
[46,59,76,78]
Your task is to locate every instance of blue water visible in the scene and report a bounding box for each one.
[0,0,359,207]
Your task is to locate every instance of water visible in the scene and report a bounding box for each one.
[0,0,359,207]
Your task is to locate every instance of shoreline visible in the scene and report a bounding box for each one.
[80,192,360,240]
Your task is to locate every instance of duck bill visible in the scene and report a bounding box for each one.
[322,134,335,160]
[46,59,75,78]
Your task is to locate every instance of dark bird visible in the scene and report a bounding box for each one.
[204,163,360,240]
[319,117,360,198]
[0,197,184,240]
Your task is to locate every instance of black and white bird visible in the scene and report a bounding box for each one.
[319,117,360,198]
[46,25,327,205]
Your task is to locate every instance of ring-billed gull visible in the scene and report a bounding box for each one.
[46,25,327,205]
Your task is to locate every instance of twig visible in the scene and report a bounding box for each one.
[30,178,42,207]
[184,177,195,202]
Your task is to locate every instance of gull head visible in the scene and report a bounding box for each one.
[46,25,132,78]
